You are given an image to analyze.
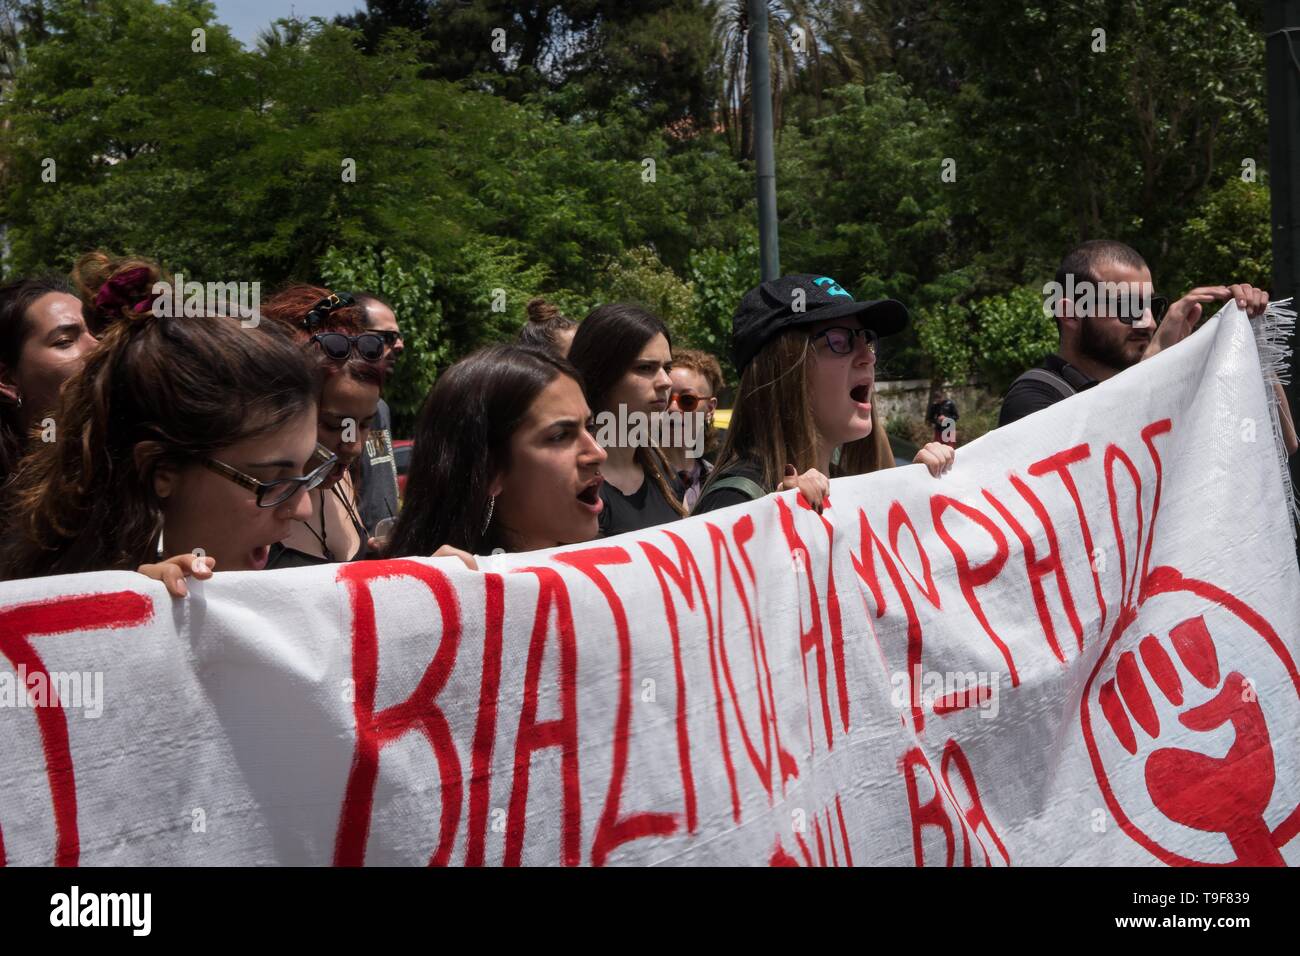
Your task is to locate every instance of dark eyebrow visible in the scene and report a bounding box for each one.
[548,418,581,430]
[47,322,85,338]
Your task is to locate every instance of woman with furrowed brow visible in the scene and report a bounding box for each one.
[383,344,608,570]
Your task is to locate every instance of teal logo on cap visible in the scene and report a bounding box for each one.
[813,276,852,299]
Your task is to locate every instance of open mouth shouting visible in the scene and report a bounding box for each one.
[850,381,873,409]
[576,474,604,514]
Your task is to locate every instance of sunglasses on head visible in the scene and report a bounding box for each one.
[301,291,355,332]
[809,326,879,355]
[203,445,340,509]
[311,332,386,362]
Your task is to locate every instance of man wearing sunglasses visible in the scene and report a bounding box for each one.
[354,292,403,539]
[999,239,1274,427]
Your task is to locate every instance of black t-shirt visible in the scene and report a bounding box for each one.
[598,470,682,537]
[998,354,1100,427]
[692,459,767,515]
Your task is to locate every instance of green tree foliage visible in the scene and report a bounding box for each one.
[684,235,759,377]
[970,285,1059,393]
[940,0,1267,284]
[340,1,719,139]
[1164,176,1273,295]
[0,0,1279,423]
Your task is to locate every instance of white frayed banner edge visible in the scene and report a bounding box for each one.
[1251,297,1299,537]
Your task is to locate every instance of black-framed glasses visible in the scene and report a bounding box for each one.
[311,332,386,362]
[203,445,340,508]
[810,326,878,355]
[301,291,355,332]
[373,330,402,348]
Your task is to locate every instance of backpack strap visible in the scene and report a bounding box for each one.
[1014,367,1077,400]
[705,475,769,502]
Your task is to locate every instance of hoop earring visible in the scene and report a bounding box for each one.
[482,494,495,534]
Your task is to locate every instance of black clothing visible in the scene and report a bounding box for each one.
[998,354,1101,427]
[266,487,370,569]
[597,471,682,537]
[691,459,767,515]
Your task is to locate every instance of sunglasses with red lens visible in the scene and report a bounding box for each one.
[670,392,702,413]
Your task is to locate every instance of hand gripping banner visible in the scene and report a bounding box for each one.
[1,305,1297,866]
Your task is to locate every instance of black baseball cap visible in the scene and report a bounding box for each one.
[731,274,908,373]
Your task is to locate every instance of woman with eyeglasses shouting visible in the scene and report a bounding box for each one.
[694,275,954,517]
[0,259,325,595]
[260,285,386,568]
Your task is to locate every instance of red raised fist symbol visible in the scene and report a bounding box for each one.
[1082,566,1300,866]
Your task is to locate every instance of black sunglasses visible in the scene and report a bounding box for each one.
[1072,289,1169,326]
[301,291,355,332]
[203,445,340,508]
[311,332,386,362]
[373,330,402,347]
[1125,295,1169,326]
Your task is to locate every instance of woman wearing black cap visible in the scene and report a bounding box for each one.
[693,274,954,516]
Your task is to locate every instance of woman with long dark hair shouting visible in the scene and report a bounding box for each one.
[386,344,606,565]
[0,276,99,489]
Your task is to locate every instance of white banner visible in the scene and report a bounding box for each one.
[1,306,1297,866]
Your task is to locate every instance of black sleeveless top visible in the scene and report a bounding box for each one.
[266,486,371,569]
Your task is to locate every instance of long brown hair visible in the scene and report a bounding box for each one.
[0,259,318,581]
[701,330,892,497]
[568,302,687,517]
[387,344,579,556]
